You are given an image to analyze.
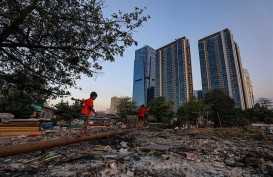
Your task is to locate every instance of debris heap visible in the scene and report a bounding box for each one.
[0,127,272,176]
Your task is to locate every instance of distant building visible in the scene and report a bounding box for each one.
[193,90,203,100]
[155,37,193,111]
[96,111,106,118]
[40,102,56,119]
[132,45,156,106]
[32,104,42,118]
[198,28,251,109]
[110,97,123,114]
[105,108,111,114]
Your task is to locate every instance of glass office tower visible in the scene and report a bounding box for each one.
[198,28,251,109]
[132,46,156,106]
[155,37,193,111]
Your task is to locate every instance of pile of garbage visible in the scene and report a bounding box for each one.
[0,127,273,176]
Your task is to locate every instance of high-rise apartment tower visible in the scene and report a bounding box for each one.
[155,37,193,111]
[198,28,252,109]
[110,96,122,114]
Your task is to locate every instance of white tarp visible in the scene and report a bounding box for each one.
[0,113,14,122]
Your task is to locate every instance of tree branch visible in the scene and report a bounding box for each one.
[0,0,38,44]
[0,48,59,85]
[2,42,99,53]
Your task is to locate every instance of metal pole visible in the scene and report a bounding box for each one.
[0,130,130,158]
[186,114,188,128]
[217,112,222,129]
[206,111,208,126]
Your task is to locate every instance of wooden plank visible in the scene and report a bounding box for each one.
[0,130,130,157]
[0,123,40,127]
[0,127,40,131]
[0,131,42,137]
[0,127,39,130]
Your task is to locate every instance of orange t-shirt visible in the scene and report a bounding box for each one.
[81,99,94,116]
[138,107,147,117]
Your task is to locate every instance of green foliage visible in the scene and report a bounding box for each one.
[147,96,173,123]
[0,0,150,98]
[172,117,183,128]
[54,99,82,121]
[116,97,138,119]
[263,116,273,124]
[218,108,250,127]
[245,98,273,124]
[204,89,236,127]
[204,89,235,112]
[0,88,45,118]
[177,98,205,126]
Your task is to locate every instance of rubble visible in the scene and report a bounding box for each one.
[0,130,129,158]
[0,127,272,176]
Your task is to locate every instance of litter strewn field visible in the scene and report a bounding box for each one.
[0,127,273,176]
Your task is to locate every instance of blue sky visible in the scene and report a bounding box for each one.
[51,0,273,111]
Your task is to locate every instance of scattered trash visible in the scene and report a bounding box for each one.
[266,127,273,134]
[41,123,54,130]
[120,141,127,148]
[105,160,118,169]
[173,146,195,152]
[185,152,196,161]
[44,154,62,161]
[94,146,112,151]
[103,155,118,158]
[117,122,127,129]
[140,144,173,152]
[0,128,271,176]
[27,133,40,137]
[119,148,128,153]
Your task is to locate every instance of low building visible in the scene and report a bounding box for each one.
[40,102,56,119]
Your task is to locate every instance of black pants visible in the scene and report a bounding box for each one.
[138,116,144,122]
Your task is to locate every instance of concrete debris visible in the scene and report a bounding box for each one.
[266,163,273,176]
[140,144,173,152]
[0,127,272,176]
